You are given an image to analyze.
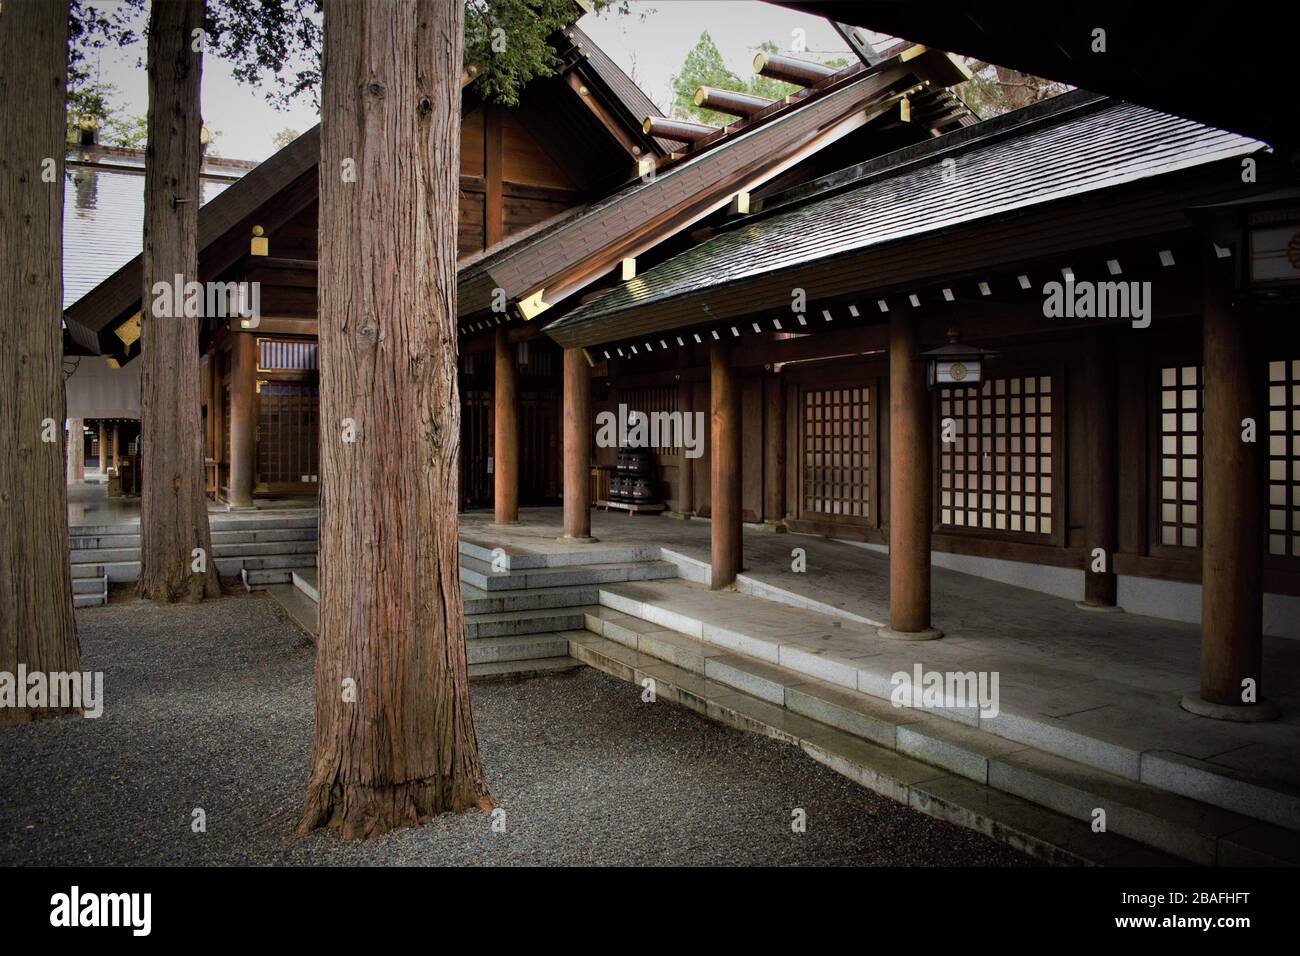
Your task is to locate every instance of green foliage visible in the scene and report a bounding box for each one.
[668,34,849,125]
[104,114,149,149]
[68,0,631,111]
[668,31,741,126]
[273,128,302,151]
[65,79,147,148]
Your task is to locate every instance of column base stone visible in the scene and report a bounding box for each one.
[1074,600,1124,613]
[877,625,944,642]
[1179,691,1281,722]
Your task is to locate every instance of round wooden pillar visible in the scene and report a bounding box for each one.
[562,347,592,540]
[710,341,741,588]
[676,376,695,515]
[1079,330,1120,610]
[881,310,942,640]
[97,420,109,474]
[66,418,84,483]
[493,327,519,525]
[1182,260,1277,721]
[228,331,257,510]
[112,423,121,470]
[763,370,786,524]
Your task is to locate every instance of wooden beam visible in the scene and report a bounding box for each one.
[643,116,719,145]
[694,86,776,119]
[753,50,838,86]
[484,106,504,249]
[563,68,646,160]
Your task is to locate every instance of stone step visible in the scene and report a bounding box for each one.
[69,522,139,537]
[292,568,319,603]
[209,514,318,531]
[465,607,588,640]
[211,540,318,559]
[69,540,318,565]
[461,582,598,615]
[985,747,1265,866]
[73,592,106,609]
[68,514,318,539]
[264,583,319,638]
[69,533,139,550]
[241,567,296,588]
[458,554,676,592]
[69,546,138,564]
[466,634,572,665]
[239,554,318,572]
[598,577,1300,836]
[468,657,583,681]
[72,577,106,595]
[581,592,1300,866]
[210,528,319,541]
[458,537,662,571]
[567,631,1176,867]
[70,560,140,583]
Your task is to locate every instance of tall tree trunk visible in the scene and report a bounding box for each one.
[137,0,219,602]
[0,0,81,727]
[297,0,491,839]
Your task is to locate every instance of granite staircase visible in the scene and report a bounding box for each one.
[67,512,319,606]
[568,577,1300,867]
[263,537,680,681]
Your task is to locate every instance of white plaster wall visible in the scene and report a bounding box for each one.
[843,538,1299,639]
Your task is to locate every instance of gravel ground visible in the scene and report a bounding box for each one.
[0,593,1032,866]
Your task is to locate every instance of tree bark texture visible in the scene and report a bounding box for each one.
[0,0,81,727]
[137,0,219,602]
[297,0,492,840]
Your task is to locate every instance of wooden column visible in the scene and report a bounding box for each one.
[562,347,592,539]
[677,376,694,514]
[882,310,942,640]
[1079,330,1120,610]
[97,420,108,473]
[112,423,121,470]
[227,331,257,509]
[494,327,519,524]
[66,418,84,483]
[763,370,786,523]
[710,342,741,587]
[1182,258,1276,720]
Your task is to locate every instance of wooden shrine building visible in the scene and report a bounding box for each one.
[62,13,1300,722]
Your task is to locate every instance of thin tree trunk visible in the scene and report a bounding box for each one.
[297,0,491,840]
[137,0,219,602]
[0,0,81,727]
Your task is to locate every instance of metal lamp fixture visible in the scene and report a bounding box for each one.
[921,327,997,389]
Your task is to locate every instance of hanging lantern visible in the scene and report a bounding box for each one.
[921,327,997,389]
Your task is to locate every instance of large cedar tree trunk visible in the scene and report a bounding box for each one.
[296,0,492,839]
[137,0,219,602]
[0,0,81,727]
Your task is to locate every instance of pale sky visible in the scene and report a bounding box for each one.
[81,0,872,162]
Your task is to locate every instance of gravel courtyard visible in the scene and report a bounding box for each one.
[0,593,1031,866]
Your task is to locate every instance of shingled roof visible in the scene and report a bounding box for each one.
[543,92,1267,348]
